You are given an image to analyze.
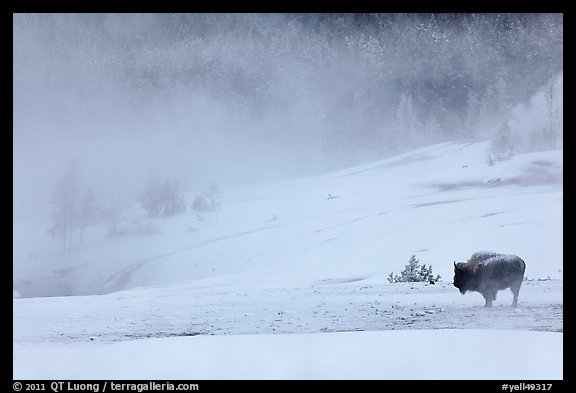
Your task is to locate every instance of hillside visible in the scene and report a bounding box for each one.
[13,141,563,379]
[13,141,563,298]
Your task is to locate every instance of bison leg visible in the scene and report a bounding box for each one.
[510,281,522,307]
[483,291,497,308]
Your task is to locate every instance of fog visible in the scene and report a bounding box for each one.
[13,13,563,223]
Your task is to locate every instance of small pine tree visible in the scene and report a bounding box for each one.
[160,181,186,216]
[389,255,441,283]
[401,255,421,282]
[192,195,211,212]
[204,182,222,211]
[192,183,222,213]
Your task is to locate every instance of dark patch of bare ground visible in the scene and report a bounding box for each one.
[434,160,562,191]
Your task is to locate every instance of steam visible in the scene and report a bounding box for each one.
[13,14,562,220]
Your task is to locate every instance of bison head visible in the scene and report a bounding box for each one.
[453,261,469,294]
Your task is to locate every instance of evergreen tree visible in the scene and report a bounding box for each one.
[402,254,421,282]
[138,178,186,217]
[389,255,441,283]
[490,120,514,160]
[543,77,560,149]
[205,183,222,211]
[464,89,481,139]
[395,94,422,146]
[192,183,222,213]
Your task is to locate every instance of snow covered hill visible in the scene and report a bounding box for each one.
[13,141,563,297]
[13,141,563,379]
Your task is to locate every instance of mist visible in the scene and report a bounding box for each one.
[13,14,564,381]
[13,13,563,300]
[13,13,563,221]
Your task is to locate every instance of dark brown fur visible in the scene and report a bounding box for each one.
[453,251,526,307]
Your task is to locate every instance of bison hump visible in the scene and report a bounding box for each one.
[474,254,525,272]
[469,251,503,264]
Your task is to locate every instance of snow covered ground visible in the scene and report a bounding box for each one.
[14,329,562,380]
[13,141,563,379]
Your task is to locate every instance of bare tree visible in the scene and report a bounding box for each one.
[50,159,81,253]
[78,189,98,245]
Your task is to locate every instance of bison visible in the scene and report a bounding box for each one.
[453,251,526,307]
